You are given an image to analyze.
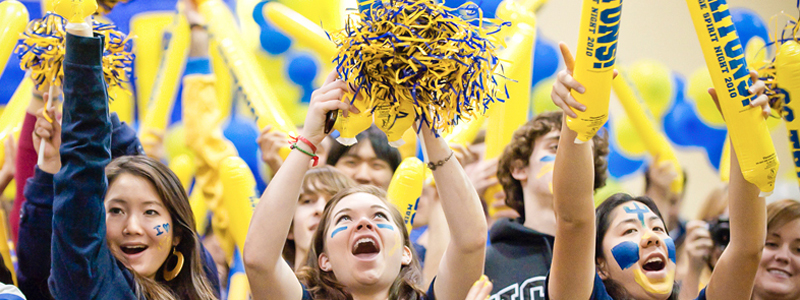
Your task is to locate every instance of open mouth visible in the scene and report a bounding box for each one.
[120,245,148,255]
[352,237,380,258]
[768,269,792,278]
[642,256,666,272]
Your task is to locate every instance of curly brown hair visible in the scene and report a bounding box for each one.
[497,111,610,220]
[297,185,426,300]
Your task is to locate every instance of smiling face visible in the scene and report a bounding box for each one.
[105,173,177,279]
[318,192,411,290]
[754,218,800,300]
[334,143,393,190]
[599,201,676,300]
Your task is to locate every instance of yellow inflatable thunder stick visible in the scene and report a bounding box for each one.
[719,135,730,182]
[0,0,28,77]
[169,153,196,191]
[0,77,33,145]
[567,0,622,143]
[219,156,259,254]
[188,189,208,234]
[333,98,372,145]
[686,0,778,195]
[131,12,174,116]
[0,210,15,285]
[612,72,684,193]
[387,157,425,233]
[227,249,250,300]
[198,0,298,138]
[483,16,535,217]
[776,41,800,189]
[140,8,191,156]
[375,100,416,147]
[262,2,336,67]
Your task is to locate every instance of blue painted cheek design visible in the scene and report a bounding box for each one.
[611,241,640,270]
[665,237,676,263]
[376,223,394,230]
[330,226,347,238]
[540,155,556,162]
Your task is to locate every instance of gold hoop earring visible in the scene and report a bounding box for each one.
[163,247,184,281]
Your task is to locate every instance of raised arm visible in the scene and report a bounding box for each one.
[243,70,355,300]
[420,124,487,300]
[547,43,600,300]
[704,72,767,300]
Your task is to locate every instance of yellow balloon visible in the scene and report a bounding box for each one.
[0,0,28,76]
[164,123,193,161]
[627,61,673,120]
[687,68,724,127]
[594,178,628,208]
[611,114,647,157]
[531,78,559,115]
[387,157,425,233]
[746,37,767,72]
[687,0,778,194]
[375,101,415,148]
[188,189,208,234]
[219,156,258,254]
[169,153,196,191]
[263,2,336,67]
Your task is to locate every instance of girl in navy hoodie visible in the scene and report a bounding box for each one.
[39,19,219,300]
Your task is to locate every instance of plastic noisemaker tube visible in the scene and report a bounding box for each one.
[387,157,425,233]
[776,41,800,190]
[686,0,778,195]
[567,0,622,143]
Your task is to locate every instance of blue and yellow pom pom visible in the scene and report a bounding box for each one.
[331,0,507,134]
[15,12,134,93]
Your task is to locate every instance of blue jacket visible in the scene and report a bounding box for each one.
[37,33,218,300]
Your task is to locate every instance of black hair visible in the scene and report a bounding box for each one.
[326,125,402,172]
[594,193,680,300]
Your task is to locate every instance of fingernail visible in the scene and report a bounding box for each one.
[579,105,587,112]
[577,87,585,93]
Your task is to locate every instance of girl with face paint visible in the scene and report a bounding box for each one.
[546,42,768,300]
[243,69,488,300]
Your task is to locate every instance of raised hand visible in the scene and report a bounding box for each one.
[32,93,62,174]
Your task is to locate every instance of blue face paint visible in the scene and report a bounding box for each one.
[540,155,556,162]
[330,226,347,238]
[665,237,676,263]
[624,202,650,226]
[611,241,640,270]
[376,223,394,230]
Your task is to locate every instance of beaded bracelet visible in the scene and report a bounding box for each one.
[427,151,454,171]
[289,136,319,167]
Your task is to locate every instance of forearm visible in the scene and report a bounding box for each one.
[552,119,595,225]
[422,201,449,288]
[422,130,486,250]
[726,142,765,255]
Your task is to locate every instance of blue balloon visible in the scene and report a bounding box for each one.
[253,1,269,26]
[287,53,318,86]
[663,74,706,147]
[443,0,503,18]
[259,28,292,55]
[223,114,267,193]
[730,8,769,47]
[532,34,559,88]
[700,126,727,170]
[608,141,646,179]
[300,83,314,104]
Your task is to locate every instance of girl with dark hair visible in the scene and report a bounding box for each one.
[244,70,487,300]
[546,42,768,300]
[42,19,219,300]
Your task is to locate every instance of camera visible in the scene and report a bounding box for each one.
[708,217,730,248]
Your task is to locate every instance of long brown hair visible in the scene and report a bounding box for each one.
[283,166,356,270]
[297,185,426,300]
[106,155,218,300]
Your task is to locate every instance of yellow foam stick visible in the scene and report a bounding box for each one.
[198,0,297,138]
[387,157,425,233]
[0,0,28,77]
[219,156,259,253]
[719,135,730,183]
[776,40,800,189]
[612,72,684,193]
[0,211,15,285]
[334,99,372,146]
[188,189,208,234]
[227,272,250,300]
[140,10,190,156]
[484,18,535,217]
[262,2,336,66]
[210,39,233,124]
[444,113,486,148]
[375,101,415,148]
[131,12,174,117]
[53,0,97,23]
[168,153,195,191]
[686,0,778,195]
[567,0,621,143]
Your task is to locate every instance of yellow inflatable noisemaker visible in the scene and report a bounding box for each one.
[612,72,684,193]
[776,41,800,189]
[686,0,778,195]
[219,156,259,254]
[567,0,622,143]
[387,157,425,233]
[0,0,28,76]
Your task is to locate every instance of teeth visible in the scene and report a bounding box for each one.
[356,238,375,247]
[645,257,663,264]
[125,245,146,249]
